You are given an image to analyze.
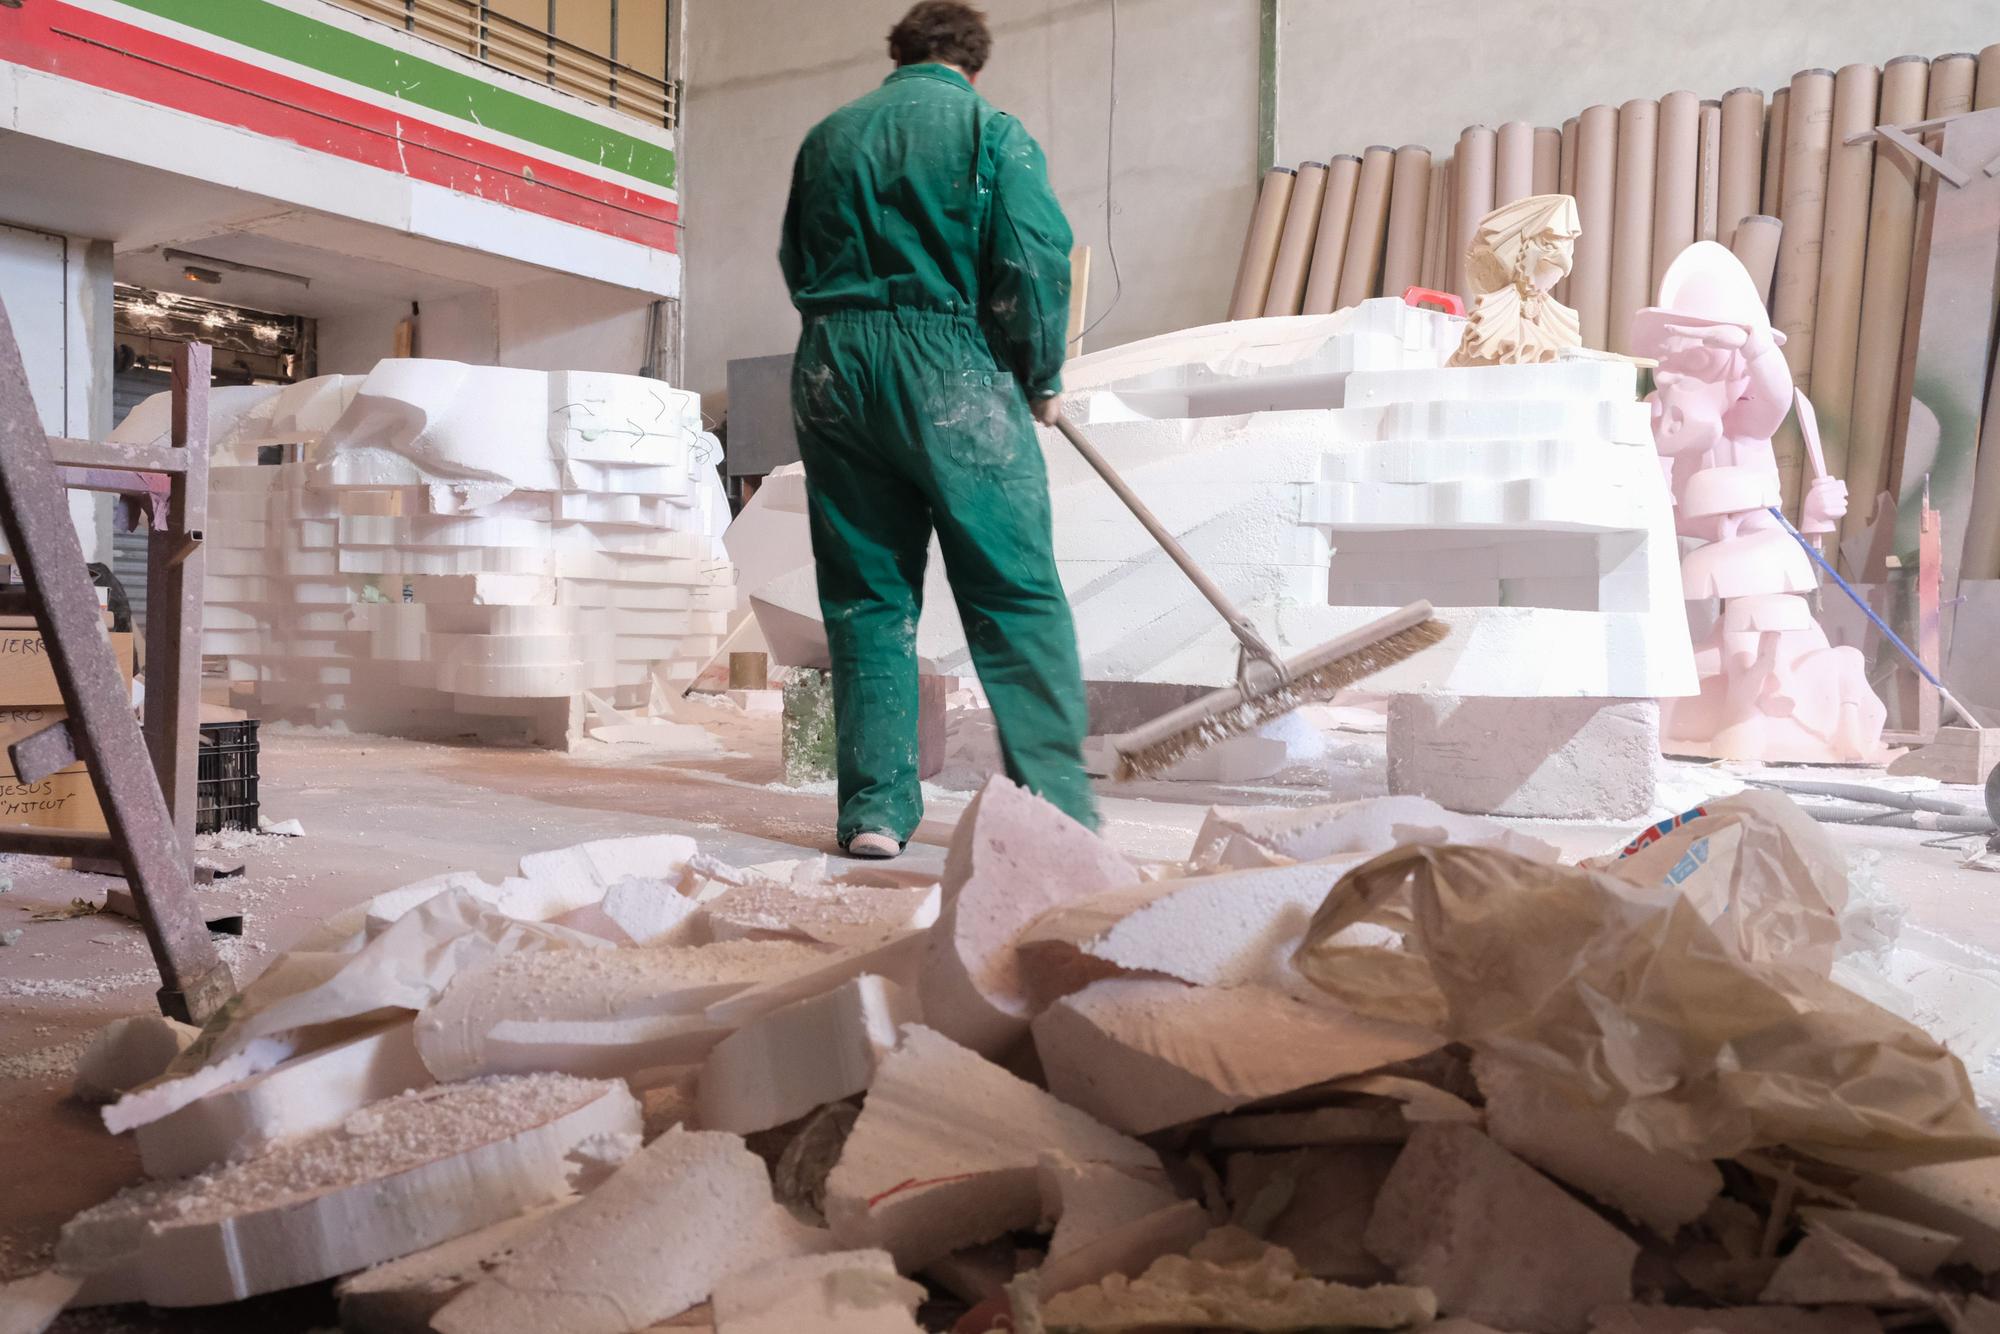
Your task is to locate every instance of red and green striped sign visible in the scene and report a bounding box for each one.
[2,0,679,251]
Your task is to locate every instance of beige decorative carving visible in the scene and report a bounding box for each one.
[1449,194,1584,366]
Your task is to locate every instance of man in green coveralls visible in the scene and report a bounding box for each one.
[780,1,1095,858]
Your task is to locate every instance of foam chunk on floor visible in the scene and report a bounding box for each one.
[58,1075,639,1308]
[415,939,828,1080]
[71,1015,200,1104]
[709,1249,924,1334]
[919,777,1139,1056]
[1033,978,1441,1133]
[1018,861,1359,994]
[1759,1230,1934,1308]
[1474,1052,1721,1238]
[695,974,917,1134]
[1188,794,1559,871]
[1038,1153,1183,1262]
[698,875,940,948]
[133,1019,432,1179]
[1035,1226,1435,1332]
[336,1199,573,1334]
[0,1270,81,1334]
[1364,1124,1637,1334]
[433,1128,829,1333]
[823,1025,1159,1269]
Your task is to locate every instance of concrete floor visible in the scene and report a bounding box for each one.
[1,702,1994,1330]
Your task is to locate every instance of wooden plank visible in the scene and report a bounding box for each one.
[46,438,190,474]
[1067,245,1092,358]
[142,344,209,856]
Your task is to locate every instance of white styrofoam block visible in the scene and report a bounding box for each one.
[1386,694,1661,819]
[132,1019,433,1179]
[414,939,830,1080]
[196,361,733,736]
[696,974,919,1134]
[823,1025,1160,1269]
[736,314,1694,699]
[60,1076,640,1308]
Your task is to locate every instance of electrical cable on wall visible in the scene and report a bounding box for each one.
[1080,0,1123,338]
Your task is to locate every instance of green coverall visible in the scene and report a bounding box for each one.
[779,62,1096,844]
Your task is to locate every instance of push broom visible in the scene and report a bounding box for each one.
[1052,413,1449,779]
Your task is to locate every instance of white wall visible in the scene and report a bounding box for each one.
[316,278,655,377]
[1278,0,1999,164]
[679,0,2000,405]
[680,0,1261,401]
[0,221,113,561]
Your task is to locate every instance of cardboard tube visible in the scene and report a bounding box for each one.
[1761,87,1789,216]
[1718,87,1765,246]
[1451,125,1497,299]
[1496,121,1535,206]
[1653,91,1700,288]
[1422,156,1454,292]
[1533,126,1561,196]
[1808,63,1881,483]
[1556,119,1579,305]
[1227,166,1297,320]
[1380,145,1433,299]
[1773,70,1833,372]
[1263,161,1329,316]
[1979,42,2000,109]
[1572,104,1617,351]
[1696,100,1722,242]
[1336,146,1394,309]
[1731,214,1783,307]
[1772,69,1835,516]
[1840,55,1930,559]
[1609,98,1658,356]
[1300,155,1362,315]
[1929,51,1977,119]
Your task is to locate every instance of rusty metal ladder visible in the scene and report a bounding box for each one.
[0,297,233,1023]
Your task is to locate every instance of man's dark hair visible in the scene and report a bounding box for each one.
[888,1,992,74]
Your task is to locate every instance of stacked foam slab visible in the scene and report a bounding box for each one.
[737,298,1692,701]
[116,360,733,744]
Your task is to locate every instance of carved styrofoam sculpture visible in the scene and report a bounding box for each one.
[734,298,1695,804]
[1631,242,1889,762]
[1449,194,1584,368]
[114,361,734,744]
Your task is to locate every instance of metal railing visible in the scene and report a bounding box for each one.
[322,0,676,128]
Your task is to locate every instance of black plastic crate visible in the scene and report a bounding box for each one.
[197,719,260,835]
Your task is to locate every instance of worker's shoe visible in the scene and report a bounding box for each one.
[844,831,901,860]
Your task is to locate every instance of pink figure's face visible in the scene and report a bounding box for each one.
[1650,365,1728,456]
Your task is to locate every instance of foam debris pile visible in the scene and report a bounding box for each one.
[13,783,2000,1334]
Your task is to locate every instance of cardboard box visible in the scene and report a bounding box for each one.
[0,706,85,776]
[0,631,135,706]
[0,770,105,833]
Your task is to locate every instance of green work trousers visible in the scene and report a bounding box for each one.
[792,308,1096,844]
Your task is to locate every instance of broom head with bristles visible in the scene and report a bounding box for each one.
[1109,603,1449,781]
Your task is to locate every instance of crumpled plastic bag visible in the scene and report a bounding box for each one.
[1591,790,1849,975]
[1296,842,2000,1171]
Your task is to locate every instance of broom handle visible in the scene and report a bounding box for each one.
[1054,413,1284,668]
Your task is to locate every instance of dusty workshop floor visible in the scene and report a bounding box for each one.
[1,697,1995,1330]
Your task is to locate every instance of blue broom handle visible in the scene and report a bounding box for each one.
[1767,506,1951,694]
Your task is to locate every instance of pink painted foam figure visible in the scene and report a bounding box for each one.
[1632,242,1889,764]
